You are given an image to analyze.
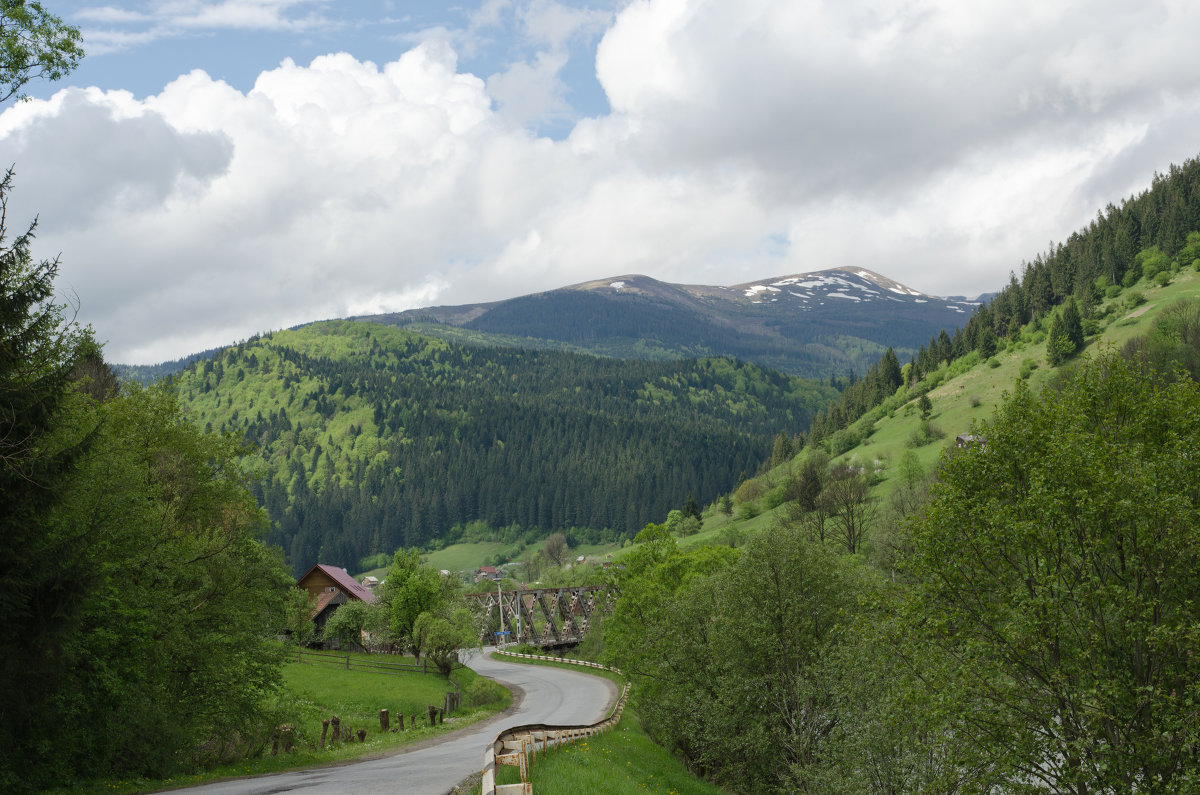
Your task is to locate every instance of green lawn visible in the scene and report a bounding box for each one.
[63,651,511,794]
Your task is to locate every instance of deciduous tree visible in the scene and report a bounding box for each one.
[908,352,1200,792]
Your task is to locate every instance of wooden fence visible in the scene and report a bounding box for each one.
[294,649,462,709]
[296,649,431,674]
[481,651,631,795]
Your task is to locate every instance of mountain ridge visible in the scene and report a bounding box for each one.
[355,267,979,379]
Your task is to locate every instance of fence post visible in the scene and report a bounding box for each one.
[379,709,389,731]
[320,718,329,749]
[345,654,350,670]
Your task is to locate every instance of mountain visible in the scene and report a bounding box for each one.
[168,320,837,574]
[356,268,979,380]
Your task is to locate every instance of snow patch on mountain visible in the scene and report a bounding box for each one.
[610,281,627,290]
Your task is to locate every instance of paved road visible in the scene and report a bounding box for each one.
[170,649,617,795]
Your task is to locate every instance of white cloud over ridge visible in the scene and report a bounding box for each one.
[4,0,1200,363]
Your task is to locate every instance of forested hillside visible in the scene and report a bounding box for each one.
[169,321,837,573]
[807,155,1200,444]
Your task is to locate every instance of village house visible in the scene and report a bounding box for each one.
[296,563,379,641]
[475,565,503,583]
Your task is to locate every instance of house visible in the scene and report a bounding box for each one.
[475,565,503,583]
[295,564,380,649]
[360,575,379,590]
[956,434,987,449]
[309,589,348,637]
[297,563,380,604]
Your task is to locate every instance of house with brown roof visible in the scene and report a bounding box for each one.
[297,563,380,604]
[295,564,380,649]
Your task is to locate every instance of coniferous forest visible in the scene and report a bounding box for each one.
[168,321,838,572]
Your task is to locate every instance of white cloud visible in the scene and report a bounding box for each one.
[5,0,1200,363]
[77,0,333,54]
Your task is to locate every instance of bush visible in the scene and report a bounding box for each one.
[734,478,765,503]
[987,357,1001,368]
[1126,291,1146,309]
[1154,270,1172,287]
[763,484,789,511]
[1105,284,1122,299]
[906,420,945,448]
[969,395,982,408]
[465,677,509,707]
[1019,358,1038,380]
[828,427,862,456]
[736,502,761,521]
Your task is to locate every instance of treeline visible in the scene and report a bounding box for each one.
[169,322,838,573]
[1,175,290,790]
[604,309,1200,792]
[809,154,1200,445]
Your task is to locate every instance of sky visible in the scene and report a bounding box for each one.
[3,1,1200,364]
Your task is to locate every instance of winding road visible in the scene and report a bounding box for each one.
[169,649,617,795]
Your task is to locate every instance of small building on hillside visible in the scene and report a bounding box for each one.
[956,434,987,449]
[475,566,502,583]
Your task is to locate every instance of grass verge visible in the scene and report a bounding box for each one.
[488,653,725,795]
[60,651,512,794]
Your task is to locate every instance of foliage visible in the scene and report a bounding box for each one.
[412,607,476,675]
[906,352,1200,792]
[543,531,570,566]
[167,321,837,572]
[604,524,865,793]
[1123,298,1200,381]
[0,0,83,102]
[464,676,508,708]
[321,599,375,650]
[1,169,97,788]
[284,587,318,651]
[381,550,451,659]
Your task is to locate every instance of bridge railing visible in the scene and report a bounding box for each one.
[480,651,630,795]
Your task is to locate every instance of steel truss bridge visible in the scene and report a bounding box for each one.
[466,585,615,647]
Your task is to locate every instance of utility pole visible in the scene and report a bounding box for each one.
[498,579,505,647]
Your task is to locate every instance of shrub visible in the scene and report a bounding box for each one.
[987,357,1001,368]
[465,678,508,708]
[763,484,789,510]
[1154,270,1172,287]
[969,395,982,408]
[1105,284,1122,299]
[829,427,862,456]
[734,478,765,503]
[736,502,761,521]
[906,420,945,448]
[1019,358,1038,380]
[1126,291,1146,309]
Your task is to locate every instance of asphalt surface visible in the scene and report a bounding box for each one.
[168,649,617,795]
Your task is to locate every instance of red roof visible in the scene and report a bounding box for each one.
[298,563,379,603]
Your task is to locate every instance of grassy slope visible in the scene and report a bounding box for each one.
[489,656,726,795]
[68,651,511,794]
[663,270,1200,548]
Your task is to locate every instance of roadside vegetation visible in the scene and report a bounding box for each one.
[63,651,511,794]
[488,654,725,795]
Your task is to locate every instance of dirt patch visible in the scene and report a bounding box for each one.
[1123,303,1153,320]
